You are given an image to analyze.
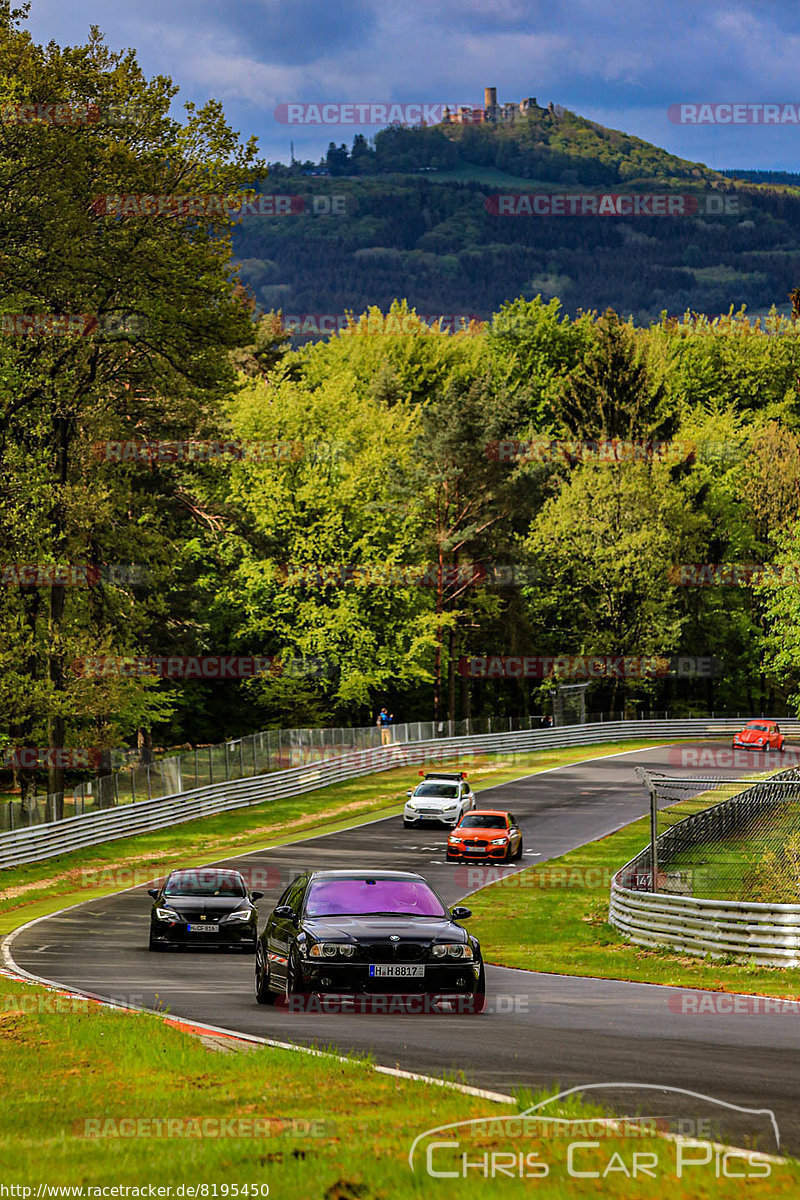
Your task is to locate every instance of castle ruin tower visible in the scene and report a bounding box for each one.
[484,86,498,121]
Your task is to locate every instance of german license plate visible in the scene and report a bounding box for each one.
[188,923,219,933]
[369,964,424,978]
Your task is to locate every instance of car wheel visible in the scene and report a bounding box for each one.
[148,929,163,952]
[403,819,414,829]
[255,949,277,1005]
[285,948,302,1002]
[514,837,524,861]
[446,852,457,862]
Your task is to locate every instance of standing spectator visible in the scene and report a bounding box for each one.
[377,707,392,745]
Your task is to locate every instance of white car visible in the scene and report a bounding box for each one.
[403,772,476,829]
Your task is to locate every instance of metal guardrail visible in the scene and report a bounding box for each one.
[609,764,800,965]
[0,717,776,870]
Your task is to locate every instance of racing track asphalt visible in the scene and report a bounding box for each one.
[6,743,799,1155]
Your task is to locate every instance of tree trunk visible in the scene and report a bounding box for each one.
[447,628,456,723]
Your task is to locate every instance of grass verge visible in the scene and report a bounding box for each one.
[0,967,795,1195]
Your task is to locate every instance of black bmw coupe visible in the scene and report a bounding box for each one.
[254,869,485,1009]
[148,867,262,951]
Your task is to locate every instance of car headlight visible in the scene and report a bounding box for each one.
[406,801,418,811]
[432,943,474,959]
[490,837,508,845]
[228,908,254,921]
[448,835,462,844]
[309,942,355,958]
[155,907,180,921]
[444,804,458,810]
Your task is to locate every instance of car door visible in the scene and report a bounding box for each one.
[507,813,522,853]
[267,878,306,986]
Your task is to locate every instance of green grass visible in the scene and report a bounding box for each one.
[0,968,795,1195]
[468,790,800,997]
[668,801,800,902]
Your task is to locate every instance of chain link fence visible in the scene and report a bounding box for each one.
[1,715,550,831]
[617,766,800,900]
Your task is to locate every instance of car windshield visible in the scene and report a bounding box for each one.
[415,782,459,798]
[164,870,246,898]
[459,814,508,829]
[305,878,446,917]
[747,724,769,732]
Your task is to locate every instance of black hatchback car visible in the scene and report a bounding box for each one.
[148,868,263,951]
[254,869,484,1008]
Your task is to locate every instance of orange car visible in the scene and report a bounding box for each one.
[446,810,523,863]
[731,720,785,753]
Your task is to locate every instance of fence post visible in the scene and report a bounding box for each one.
[224,741,230,781]
[146,763,152,801]
[209,744,213,786]
[649,781,658,893]
[130,767,135,804]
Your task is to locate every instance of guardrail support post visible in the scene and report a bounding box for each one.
[649,781,658,893]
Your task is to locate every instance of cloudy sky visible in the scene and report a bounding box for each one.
[23,0,800,170]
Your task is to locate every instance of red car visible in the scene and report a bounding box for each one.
[446,810,524,863]
[732,720,785,753]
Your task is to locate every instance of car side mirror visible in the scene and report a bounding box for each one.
[406,790,413,797]
[273,905,295,919]
[251,891,264,901]
[147,889,159,900]
[451,906,472,920]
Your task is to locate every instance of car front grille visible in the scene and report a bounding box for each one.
[358,941,429,962]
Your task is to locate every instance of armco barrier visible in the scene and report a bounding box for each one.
[1,718,797,870]
[609,763,800,966]
[609,886,800,967]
